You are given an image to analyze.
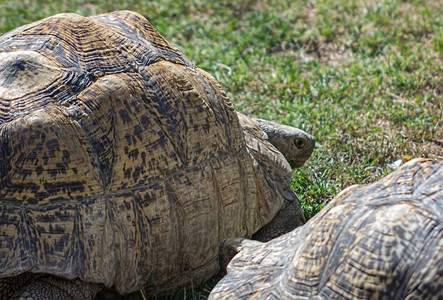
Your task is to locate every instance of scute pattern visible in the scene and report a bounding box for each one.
[210,158,443,299]
[0,11,290,294]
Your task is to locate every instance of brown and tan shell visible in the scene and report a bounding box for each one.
[0,11,297,294]
[210,158,443,299]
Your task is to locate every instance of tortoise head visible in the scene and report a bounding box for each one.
[253,118,315,168]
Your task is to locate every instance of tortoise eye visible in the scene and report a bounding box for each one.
[294,138,305,148]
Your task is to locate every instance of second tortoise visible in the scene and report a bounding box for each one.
[211,158,443,299]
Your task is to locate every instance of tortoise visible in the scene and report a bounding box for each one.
[0,10,315,299]
[210,158,443,299]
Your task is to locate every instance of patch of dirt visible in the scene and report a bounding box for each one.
[299,41,354,66]
[273,1,355,66]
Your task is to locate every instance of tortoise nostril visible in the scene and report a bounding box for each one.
[294,138,305,148]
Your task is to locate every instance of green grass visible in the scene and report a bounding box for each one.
[1,0,442,298]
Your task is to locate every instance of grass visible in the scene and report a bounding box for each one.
[0,0,441,298]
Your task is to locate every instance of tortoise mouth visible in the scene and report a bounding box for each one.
[288,146,315,168]
[289,159,305,168]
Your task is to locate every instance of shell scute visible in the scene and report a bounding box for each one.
[1,106,101,204]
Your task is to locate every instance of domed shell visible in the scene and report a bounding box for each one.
[0,11,288,293]
[211,158,443,299]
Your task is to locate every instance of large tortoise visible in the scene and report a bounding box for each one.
[210,158,443,299]
[0,11,315,299]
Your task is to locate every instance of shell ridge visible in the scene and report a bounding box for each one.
[72,202,85,278]
[131,189,150,284]
[19,206,36,271]
[235,156,255,237]
[209,159,222,247]
[67,110,107,193]
[164,180,185,275]
[102,194,117,287]
[195,70,234,149]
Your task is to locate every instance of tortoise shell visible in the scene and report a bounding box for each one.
[0,11,298,294]
[210,158,443,299]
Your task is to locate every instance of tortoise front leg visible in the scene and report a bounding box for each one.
[252,188,306,242]
[219,238,264,273]
[2,274,102,300]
